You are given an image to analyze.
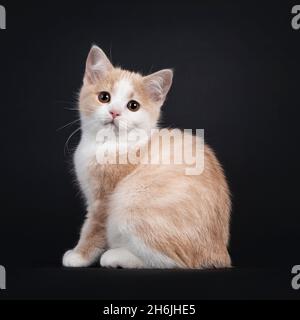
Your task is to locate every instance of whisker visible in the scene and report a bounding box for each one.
[56,118,81,131]
[63,119,100,155]
[64,127,82,155]
[64,107,79,111]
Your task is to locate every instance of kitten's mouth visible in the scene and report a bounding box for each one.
[104,118,116,124]
[104,118,119,128]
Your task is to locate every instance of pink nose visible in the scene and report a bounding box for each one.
[110,111,120,119]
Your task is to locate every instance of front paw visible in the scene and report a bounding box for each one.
[62,249,91,267]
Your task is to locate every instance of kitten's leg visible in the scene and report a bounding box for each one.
[63,201,106,267]
[100,248,145,269]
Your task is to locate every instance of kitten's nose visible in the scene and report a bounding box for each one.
[110,111,120,119]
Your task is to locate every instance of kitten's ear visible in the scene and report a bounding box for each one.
[84,45,113,84]
[143,69,173,103]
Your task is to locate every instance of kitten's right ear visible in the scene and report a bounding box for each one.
[84,45,113,84]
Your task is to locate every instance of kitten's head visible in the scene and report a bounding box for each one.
[79,45,173,134]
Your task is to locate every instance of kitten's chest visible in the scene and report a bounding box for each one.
[74,139,135,203]
[74,139,98,204]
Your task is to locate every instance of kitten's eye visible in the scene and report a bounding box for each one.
[98,91,111,103]
[127,100,140,112]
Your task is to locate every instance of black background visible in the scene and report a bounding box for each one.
[0,0,299,278]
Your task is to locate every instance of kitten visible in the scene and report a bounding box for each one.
[62,45,231,269]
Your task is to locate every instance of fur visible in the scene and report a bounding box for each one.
[62,46,231,269]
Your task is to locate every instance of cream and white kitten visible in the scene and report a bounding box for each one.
[62,45,231,269]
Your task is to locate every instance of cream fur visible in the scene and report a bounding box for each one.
[62,46,231,269]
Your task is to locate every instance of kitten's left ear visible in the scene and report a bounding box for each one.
[143,69,173,104]
[84,45,113,84]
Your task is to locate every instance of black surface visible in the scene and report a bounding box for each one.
[0,267,299,300]
[0,0,299,299]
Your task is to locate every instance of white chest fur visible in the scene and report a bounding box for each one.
[74,135,98,207]
[74,130,128,206]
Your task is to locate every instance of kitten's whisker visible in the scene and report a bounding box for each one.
[64,107,79,111]
[64,127,82,155]
[57,118,81,131]
[63,119,102,155]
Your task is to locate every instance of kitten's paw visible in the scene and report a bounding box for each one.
[62,250,91,267]
[100,248,144,269]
